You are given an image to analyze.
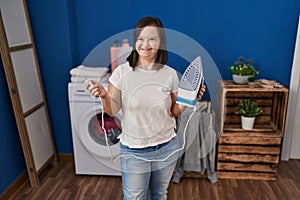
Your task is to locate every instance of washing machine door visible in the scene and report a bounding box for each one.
[76,105,121,160]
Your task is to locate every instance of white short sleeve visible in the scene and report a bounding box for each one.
[171,70,179,93]
[108,64,124,90]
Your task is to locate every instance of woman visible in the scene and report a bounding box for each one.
[87,16,205,200]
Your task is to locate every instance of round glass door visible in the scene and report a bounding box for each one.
[88,112,122,146]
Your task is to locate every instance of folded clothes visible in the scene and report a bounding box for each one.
[71,73,110,83]
[258,79,283,88]
[70,65,109,77]
[71,76,99,83]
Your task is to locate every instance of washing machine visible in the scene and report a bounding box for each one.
[68,82,121,175]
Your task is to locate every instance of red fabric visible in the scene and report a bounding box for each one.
[90,113,121,135]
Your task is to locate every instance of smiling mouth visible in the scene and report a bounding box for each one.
[139,47,153,52]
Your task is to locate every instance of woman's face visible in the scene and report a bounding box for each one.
[135,25,161,62]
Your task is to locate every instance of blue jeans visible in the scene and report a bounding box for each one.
[120,136,179,200]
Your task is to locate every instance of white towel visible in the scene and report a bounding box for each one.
[70,65,109,78]
[70,73,110,83]
[71,76,99,83]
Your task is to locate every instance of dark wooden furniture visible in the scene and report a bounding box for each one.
[217,80,289,180]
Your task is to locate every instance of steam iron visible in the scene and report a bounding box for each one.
[176,56,204,107]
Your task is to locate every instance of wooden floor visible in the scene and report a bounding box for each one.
[8,159,300,200]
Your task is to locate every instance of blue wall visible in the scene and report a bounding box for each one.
[0,60,26,195]
[1,0,300,194]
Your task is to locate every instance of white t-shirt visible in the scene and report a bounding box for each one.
[109,62,179,148]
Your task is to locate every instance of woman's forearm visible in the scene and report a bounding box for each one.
[171,103,186,117]
[100,94,121,116]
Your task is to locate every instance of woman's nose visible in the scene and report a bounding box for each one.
[142,39,150,47]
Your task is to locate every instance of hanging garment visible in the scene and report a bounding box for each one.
[172,101,218,183]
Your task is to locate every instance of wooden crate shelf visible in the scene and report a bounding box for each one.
[216,80,288,180]
[217,171,277,181]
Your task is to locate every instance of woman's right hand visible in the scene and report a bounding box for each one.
[85,80,107,98]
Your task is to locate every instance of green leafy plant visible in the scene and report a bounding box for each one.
[229,57,259,80]
[247,75,255,82]
[235,99,262,117]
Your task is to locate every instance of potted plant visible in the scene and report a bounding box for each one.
[247,75,256,88]
[228,56,259,84]
[235,99,262,130]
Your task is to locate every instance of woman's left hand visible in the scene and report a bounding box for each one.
[197,84,206,101]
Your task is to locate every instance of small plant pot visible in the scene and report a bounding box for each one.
[241,116,255,130]
[248,81,256,88]
[232,74,249,84]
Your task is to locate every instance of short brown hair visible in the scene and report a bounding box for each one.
[127,16,168,70]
